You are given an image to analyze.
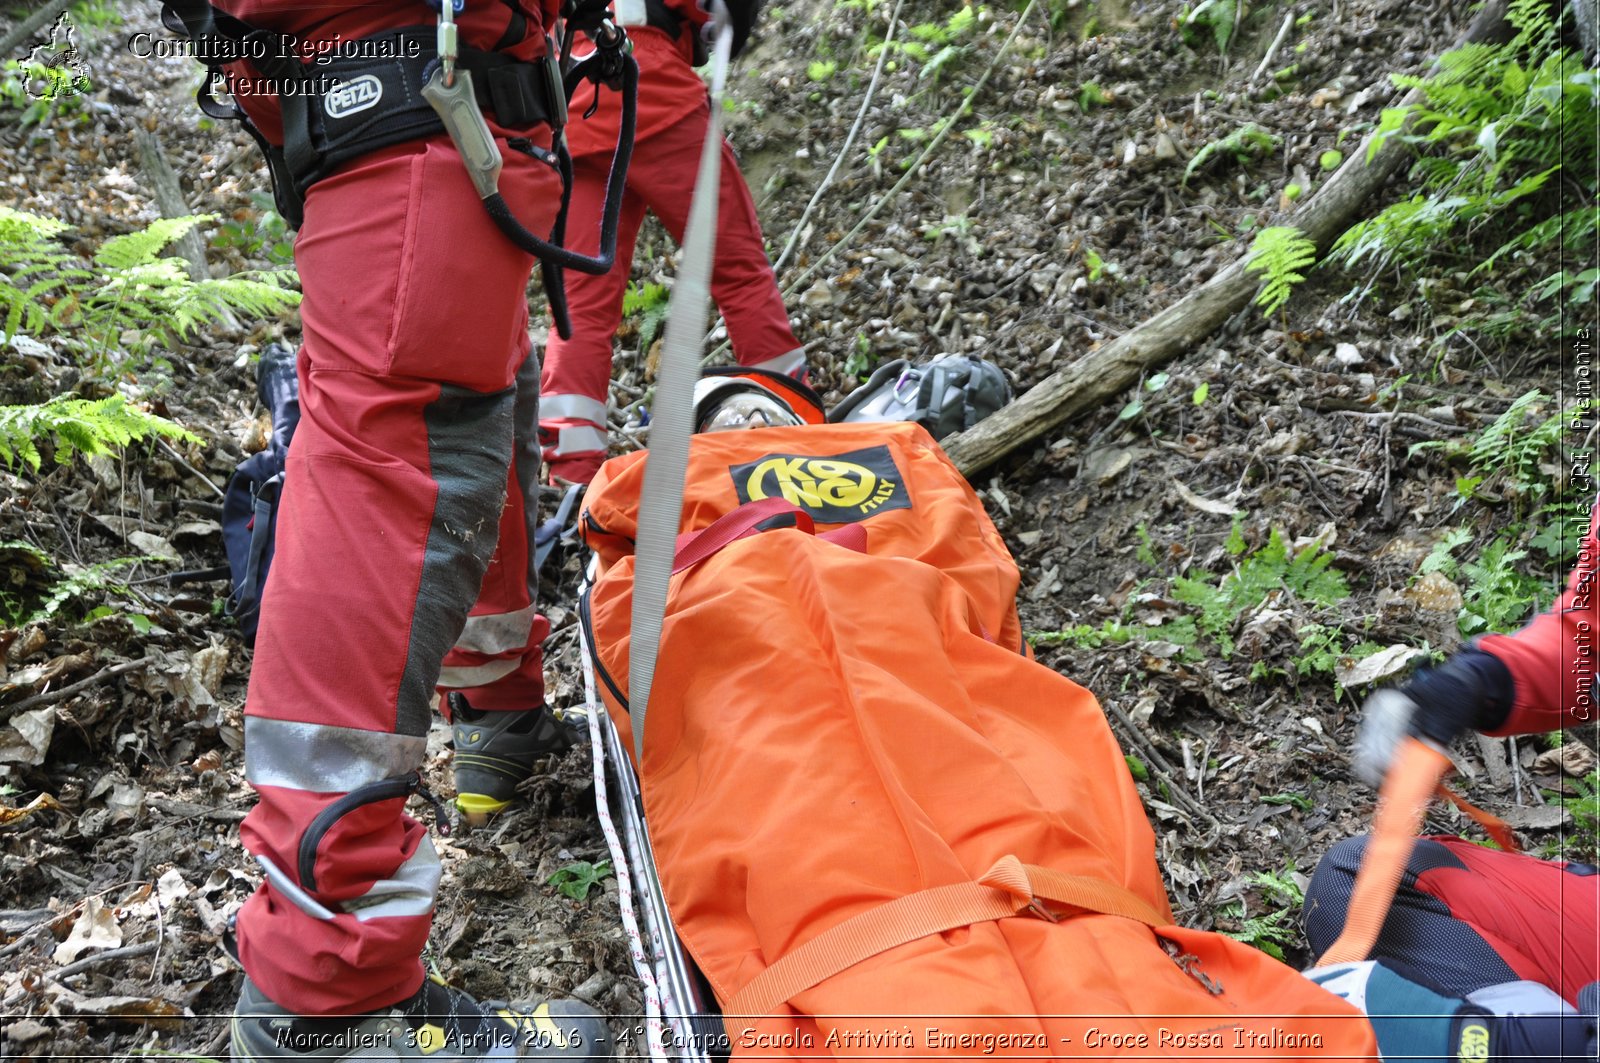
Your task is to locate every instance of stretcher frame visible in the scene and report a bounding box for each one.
[579,572,726,1063]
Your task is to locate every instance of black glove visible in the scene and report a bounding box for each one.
[562,0,616,37]
[1403,648,1515,745]
[1353,648,1514,786]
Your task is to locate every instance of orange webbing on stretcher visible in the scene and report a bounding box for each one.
[725,855,1170,1020]
[1316,737,1518,966]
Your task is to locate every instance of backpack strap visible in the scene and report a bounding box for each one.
[725,854,1171,1020]
[226,472,284,637]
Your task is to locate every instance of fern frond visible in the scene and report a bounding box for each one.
[0,395,197,473]
[93,215,217,269]
[1245,226,1317,315]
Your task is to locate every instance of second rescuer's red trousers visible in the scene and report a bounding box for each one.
[539,101,803,482]
[235,135,560,1015]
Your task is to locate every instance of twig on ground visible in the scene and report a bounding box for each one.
[1250,13,1295,86]
[47,941,158,981]
[770,0,905,280]
[0,0,73,58]
[778,0,1041,303]
[1,656,156,723]
[1101,699,1223,831]
[0,923,51,961]
[157,438,227,501]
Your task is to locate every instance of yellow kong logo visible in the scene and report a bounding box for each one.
[731,445,910,523]
[1456,1020,1490,1063]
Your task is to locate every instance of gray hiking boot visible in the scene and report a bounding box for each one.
[450,694,581,822]
[231,973,612,1061]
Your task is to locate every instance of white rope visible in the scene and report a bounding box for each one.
[581,612,673,1062]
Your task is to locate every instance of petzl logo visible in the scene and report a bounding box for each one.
[730,445,910,523]
[325,75,382,118]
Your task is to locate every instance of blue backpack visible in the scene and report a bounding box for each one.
[221,343,299,646]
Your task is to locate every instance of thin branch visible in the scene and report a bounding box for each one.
[779,0,1041,303]
[770,0,905,279]
[1101,698,1223,831]
[2,655,155,722]
[1249,13,1295,87]
[47,941,158,981]
[0,0,73,59]
[157,438,226,501]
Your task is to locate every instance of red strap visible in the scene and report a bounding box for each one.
[672,498,867,574]
[820,522,868,553]
[1437,782,1520,853]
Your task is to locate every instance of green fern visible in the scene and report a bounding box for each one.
[1245,226,1317,316]
[1332,0,1596,313]
[0,205,91,337]
[0,394,197,473]
[1409,389,1573,508]
[1182,124,1281,184]
[0,206,299,355]
[1172,527,1349,657]
[0,551,157,628]
[1218,867,1305,961]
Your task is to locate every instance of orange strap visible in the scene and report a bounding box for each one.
[1316,738,1520,966]
[725,855,1170,1019]
[1437,780,1521,853]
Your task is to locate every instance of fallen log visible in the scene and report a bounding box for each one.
[942,0,1510,477]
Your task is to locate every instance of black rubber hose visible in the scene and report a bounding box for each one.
[482,50,638,275]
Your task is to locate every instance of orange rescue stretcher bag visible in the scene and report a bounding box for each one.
[580,421,1377,1060]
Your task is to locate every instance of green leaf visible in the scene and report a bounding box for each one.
[547,860,612,902]
[1245,226,1318,315]
[1125,756,1149,781]
[806,60,836,82]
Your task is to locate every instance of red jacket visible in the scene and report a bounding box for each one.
[1478,499,1599,735]
[212,1,556,143]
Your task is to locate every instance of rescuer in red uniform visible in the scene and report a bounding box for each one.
[536,0,805,485]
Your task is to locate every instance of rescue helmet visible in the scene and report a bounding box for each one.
[692,367,827,433]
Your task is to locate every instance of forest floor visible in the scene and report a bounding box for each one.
[0,0,1594,1059]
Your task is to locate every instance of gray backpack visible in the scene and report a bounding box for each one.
[828,355,1011,441]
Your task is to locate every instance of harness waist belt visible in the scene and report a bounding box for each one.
[267,27,561,201]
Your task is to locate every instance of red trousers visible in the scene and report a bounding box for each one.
[235,135,560,1015]
[539,102,803,483]
[1306,835,1600,1006]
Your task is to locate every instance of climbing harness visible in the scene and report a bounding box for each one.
[159,0,639,338]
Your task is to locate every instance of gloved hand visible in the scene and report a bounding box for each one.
[1306,960,1494,1063]
[1352,648,1514,787]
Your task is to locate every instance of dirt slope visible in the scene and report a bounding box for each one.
[0,0,1590,1059]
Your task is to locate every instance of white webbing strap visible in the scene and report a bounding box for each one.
[627,5,734,764]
